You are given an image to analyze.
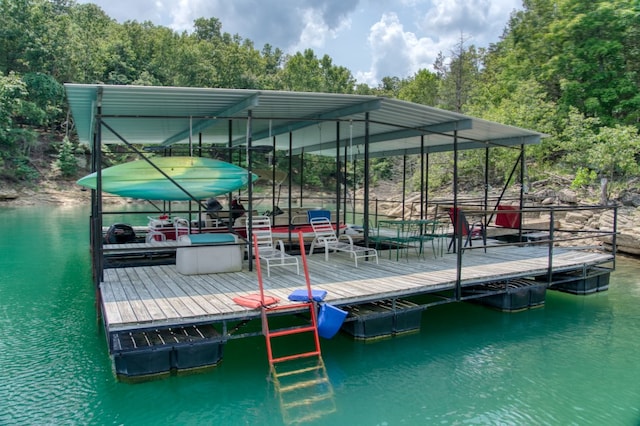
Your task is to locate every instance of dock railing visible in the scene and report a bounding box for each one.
[334,197,618,298]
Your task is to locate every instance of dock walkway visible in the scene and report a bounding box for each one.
[100,244,613,334]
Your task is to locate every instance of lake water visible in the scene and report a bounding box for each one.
[1,206,639,425]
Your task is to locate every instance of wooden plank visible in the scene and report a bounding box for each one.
[113,268,153,322]
[142,265,209,318]
[103,270,139,324]
[124,268,169,321]
[185,274,237,314]
[99,280,122,325]
[162,267,226,315]
[135,267,181,320]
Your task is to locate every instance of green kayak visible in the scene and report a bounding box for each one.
[77,156,258,201]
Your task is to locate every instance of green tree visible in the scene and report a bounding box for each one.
[66,2,115,83]
[213,36,265,89]
[55,136,78,177]
[548,1,640,125]
[496,0,640,127]
[280,49,355,93]
[375,76,403,98]
[281,49,325,92]
[259,44,284,89]
[0,72,39,181]
[561,113,640,185]
[398,69,439,106]
[0,0,34,74]
[319,55,355,94]
[22,72,65,128]
[434,39,484,113]
[193,17,223,42]
[0,72,27,143]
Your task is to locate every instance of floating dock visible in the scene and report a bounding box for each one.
[98,243,613,379]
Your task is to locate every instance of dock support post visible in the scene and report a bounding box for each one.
[335,121,341,237]
[247,110,253,271]
[364,112,370,242]
[453,129,462,300]
[546,208,555,285]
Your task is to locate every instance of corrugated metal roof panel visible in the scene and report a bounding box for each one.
[64,84,545,156]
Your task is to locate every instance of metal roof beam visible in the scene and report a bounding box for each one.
[485,135,542,147]
[290,119,472,155]
[158,94,260,147]
[235,99,382,145]
[360,143,484,158]
[349,135,541,160]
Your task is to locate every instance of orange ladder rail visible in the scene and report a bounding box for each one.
[253,230,321,365]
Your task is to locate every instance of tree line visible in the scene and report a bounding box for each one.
[1,0,638,198]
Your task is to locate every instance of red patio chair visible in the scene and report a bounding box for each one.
[447,208,485,252]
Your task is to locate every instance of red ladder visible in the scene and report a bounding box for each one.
[253,230,322,365]
[253,232,336,424]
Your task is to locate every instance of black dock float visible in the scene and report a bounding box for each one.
[462,279,546,312]
[549,268,611,295]
[111,324,225,380]
[341,299,423,340]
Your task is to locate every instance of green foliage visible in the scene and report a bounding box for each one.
[297,154,336,188]
[0,72,39,158]
[55,136,78,177]
[0,155,39,182]
[22,72,65,125]
[572,167,598,188]
[434,42,484,112]
[280,49,356,93]
[558,109,601,166]
[374,76,403,98]
[370,159,394,181]
[0,72,27,132]
[561,110,640,187]
[588,125,640,179]
[498,0,640,127]
[422,152,453,192]
[398,69,439,106]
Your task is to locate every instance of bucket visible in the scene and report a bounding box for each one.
[317,303,348,339]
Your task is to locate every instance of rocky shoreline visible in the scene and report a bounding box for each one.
[0,182,91,206]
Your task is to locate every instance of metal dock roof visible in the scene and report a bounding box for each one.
[65,84,545,159]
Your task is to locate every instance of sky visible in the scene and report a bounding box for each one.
[77,0,523,86]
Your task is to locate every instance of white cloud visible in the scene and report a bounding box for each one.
[166,0,356,51]
[293,7,351,52]
[360,0,521,84]
[167,0,203,32]
[363,12,438,84]
[420,0,520,45]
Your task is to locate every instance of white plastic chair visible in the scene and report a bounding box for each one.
[146,229,167,243]
[309,217,378,267]
[247,215,299,277]
[173,217,190,239]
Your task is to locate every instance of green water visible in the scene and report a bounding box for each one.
[1,206,639,425]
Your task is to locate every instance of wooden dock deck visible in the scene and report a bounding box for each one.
[100,244,614,334]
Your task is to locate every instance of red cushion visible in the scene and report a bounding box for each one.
[233,293,280,309]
